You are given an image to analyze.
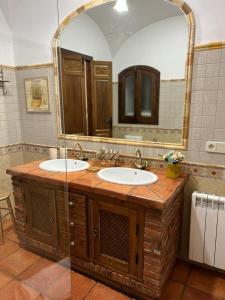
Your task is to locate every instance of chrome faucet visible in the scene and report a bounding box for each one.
[73,143,88,161]
[130,149,148,170]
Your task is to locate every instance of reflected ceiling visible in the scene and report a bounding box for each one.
[87,0,182,56]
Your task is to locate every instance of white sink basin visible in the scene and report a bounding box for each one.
[39,159,89,173]
[97,167,158,186]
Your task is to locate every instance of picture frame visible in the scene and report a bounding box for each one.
[24,77,50,112]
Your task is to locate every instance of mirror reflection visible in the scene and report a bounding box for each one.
[58,0,188,143]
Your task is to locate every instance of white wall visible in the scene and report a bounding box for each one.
[113,16,188,80]
[60,14,111,61]
[1,0,59,65]
[0,8,14,65]
[187,0,225,45]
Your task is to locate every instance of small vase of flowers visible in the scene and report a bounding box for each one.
[162,151,184,179]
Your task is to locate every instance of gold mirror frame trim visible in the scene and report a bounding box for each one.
[52,0,195,150]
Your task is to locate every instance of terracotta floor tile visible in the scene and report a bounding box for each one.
[71,272,96,300]
[0,279,40,300]
[170,259,191,283]
[188,266,225,299]
[160,280,184,300]
[3,218,14,233]
[43,270,69,300]
[44,271,96,300]
[85,283,130,300]
[18,258,68,293]
[0,248,41,277]
[182,287,220,300]
[5,230,19,243]
[0,270,14,288]
[35,295,51,300]
[0,239,19,260]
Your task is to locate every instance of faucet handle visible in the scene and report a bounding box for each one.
[95,149,105,160]
[130,160,135,168]
[81,153,89,161]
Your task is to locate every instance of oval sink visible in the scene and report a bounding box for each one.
[97,167,158,186]
[39,159,89,173]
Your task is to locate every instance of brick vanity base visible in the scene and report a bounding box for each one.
[9,169,184,300]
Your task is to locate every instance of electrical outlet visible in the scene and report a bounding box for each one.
[206,141,225,153]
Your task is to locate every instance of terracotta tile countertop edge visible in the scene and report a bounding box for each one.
[6,160,187,211]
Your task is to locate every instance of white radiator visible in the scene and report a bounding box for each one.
[189,191,225,269]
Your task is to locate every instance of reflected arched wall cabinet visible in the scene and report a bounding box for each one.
[118,65,160,125]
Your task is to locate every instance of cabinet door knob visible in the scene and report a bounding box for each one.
[69,201,74,207]
[49,217,54,223]
[70,221,74,227]
[93,229,98,237]
[70,241,75,247]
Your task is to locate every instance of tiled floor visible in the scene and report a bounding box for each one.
[0,224,225,299]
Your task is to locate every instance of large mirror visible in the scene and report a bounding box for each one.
[55,0,194,148]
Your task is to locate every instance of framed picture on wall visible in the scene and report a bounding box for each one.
[24,77,50,112]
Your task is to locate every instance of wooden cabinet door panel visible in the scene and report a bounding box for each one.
[23,184,58,247]
[93,200,139,275]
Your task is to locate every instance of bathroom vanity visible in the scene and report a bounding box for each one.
[7,160,186,299]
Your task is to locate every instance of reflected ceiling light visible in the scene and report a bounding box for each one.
[114,0,128,12]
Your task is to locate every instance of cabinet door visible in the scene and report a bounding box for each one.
[93,200,139,275]
[23,184,58,247]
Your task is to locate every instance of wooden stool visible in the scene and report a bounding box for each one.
[0,191,16,244]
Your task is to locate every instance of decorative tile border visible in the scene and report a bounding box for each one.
[0,64,16,70]
[22,144,49,155]
[0,144,22,155]
[113,79,185,84]
[16,63,53,71]
[1,143,225,180]
[120,156,225,180]
[0,63,54,71]
[161,79,185,83]
[113,126,182,134]
[194,41,225,51]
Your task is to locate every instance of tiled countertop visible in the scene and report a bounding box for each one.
[6,160,187,211]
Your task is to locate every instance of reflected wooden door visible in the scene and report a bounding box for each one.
[92,61,112,137]
[60,48,88,135]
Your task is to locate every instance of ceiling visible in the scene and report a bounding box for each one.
[87,0,182,57]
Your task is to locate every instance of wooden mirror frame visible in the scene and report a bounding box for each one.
[52,0,195,150]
